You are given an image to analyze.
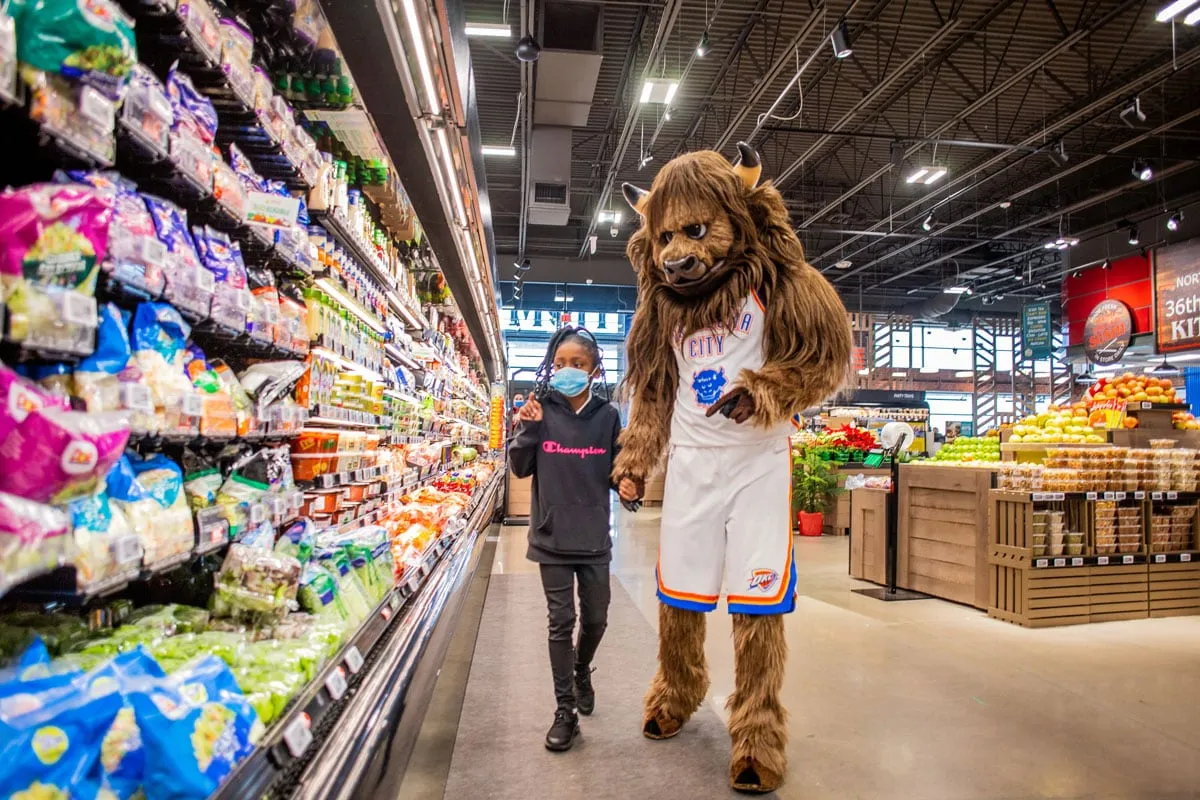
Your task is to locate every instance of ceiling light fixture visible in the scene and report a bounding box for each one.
[663,109,672,121]
[639,154,654,169]
[482,145,516,157]
[1150,358,1181,376]
[999,200,1012,209]
[1155,0,1200,22]
[437,129,467,226]
[906,166,948,185]
[1167,210,1184,231]
[829,21,852,58]
[696,30,710,57]
[1128,225,1140,246]
[585,278,594,285]
[1120,97,1147,126]
[1071,270,1082,279]
[639,79,679,104]
[400,0,438,112]
[1132,158,1153,181]
[943,286,972,295]
[465,22,512,37]
[834,259,853,269]
[597,210,622,224]
[1186,5,1200,22]
[1102,259,1112,270]
[922,213,934,231]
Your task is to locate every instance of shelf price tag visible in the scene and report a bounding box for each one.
[1182,553,1192,562]
[1086,492,1098,500]
[344,645,364,675]
[1168,492,1179,500]
[388,592,401,612]
[110,535,143,565]
[1097,556,1110,565]
[1102,492,1115,501]
[1053,558,1067,567]
[248,502,267,525]
[181,392,204,418]
[119,383,154,412]
[196,506,228,545]
[324,666,348,701]
[282,713,313,758]
[1154,554,1167,563]
[1115,492,1127,501]
[1071,557,1084,566]
[1152,493,1164,501]
[1123,555,1135,565]
[1134,491,1146,500]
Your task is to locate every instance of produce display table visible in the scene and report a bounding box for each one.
[822,464,892,535]
[848,488,888,584]
[896,463,999,609]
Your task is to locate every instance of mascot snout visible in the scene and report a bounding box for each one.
[662,254,723,290]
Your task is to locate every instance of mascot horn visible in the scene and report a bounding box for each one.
[615,142,851,793]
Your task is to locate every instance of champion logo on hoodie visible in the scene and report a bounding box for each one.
[542,441,607,458]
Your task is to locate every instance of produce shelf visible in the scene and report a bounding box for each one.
[211,472,501,800]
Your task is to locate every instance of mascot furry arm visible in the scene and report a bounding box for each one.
[614,143,851,485]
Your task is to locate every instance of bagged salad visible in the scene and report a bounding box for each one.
[107,452,193,567]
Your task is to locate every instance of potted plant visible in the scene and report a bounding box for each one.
[792,451,841,536]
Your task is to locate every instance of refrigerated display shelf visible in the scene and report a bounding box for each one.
[211,472,500,800]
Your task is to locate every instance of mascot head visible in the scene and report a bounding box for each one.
[622,143,763,297]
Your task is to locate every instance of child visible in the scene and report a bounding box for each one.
[509,327,641,751]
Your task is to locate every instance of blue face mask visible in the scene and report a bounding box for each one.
[549,367,591,398]
[513,400,524,408]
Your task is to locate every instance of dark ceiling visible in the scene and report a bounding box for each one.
[466,0,1200,314]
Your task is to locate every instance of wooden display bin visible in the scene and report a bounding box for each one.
[822,465,892,535]
[848,488,888,584]
[896,464,997,609]
[1148,560,1200,617]
[506,472,531,518]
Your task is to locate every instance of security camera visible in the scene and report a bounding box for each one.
[609,224,619,238]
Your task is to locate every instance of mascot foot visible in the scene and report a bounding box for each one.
[642,708,684,740]
[729,756,783,794]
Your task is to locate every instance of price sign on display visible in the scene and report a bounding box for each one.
[62,292,97,326]
[1123,555,1135,565]
[1071,557,1084,566]
[1154,554,1167,563]
[119,383,154,412]
[248,502,267,525]
[110,535,143,565]
[283,714,313,757]
[344,646,364,674]
[1053,558,1067,567]
[1153,239,1200,352]
[1088,398,1127,430]
[1182,553,1193,562]
[194,266,216,293]
[181,392,204,418]
[1097,556,1110,566]
[324,666,348,701]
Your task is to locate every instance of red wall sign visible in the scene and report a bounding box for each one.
[1154,239,1200,353]
[1062,254,1152,347]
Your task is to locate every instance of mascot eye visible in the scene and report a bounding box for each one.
[683,223,707,240]
[660,231,674,245]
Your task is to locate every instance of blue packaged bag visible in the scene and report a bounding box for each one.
[89,647,166,800]
[128,656,262,799]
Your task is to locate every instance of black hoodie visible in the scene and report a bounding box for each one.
[509,391,622,565]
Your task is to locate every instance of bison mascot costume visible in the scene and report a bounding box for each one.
[614,143,852,793]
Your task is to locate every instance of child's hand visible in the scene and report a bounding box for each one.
[518,398,543,422]
[618,477,641,502]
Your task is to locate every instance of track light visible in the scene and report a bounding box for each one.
[663,109,672,121]
[1128,226,1140,246]
[696,30,710,57]
[639,154,654,169]
[1132,159,1153,181]
[1119,97,1146,126]
[1071,270,1082,279]
[922,214,934,232]
[1187,6,1200,23]
[1102,259,1111,270]
[1167,210,1183,231]
[514,258,531,272]
[1048,140,1069,167]
[830,21,852,58]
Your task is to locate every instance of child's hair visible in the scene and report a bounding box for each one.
[533,326,608,400]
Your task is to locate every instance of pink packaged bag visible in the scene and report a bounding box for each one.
[0,408,131,504]
[0,364,71,442]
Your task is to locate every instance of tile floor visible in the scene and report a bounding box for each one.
[483,507,1200,800]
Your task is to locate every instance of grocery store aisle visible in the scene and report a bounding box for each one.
[419,511,1200,800]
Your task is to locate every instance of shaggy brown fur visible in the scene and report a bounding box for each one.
[614,148,852,484]
[643,604,710,739]
[727,614,789,793]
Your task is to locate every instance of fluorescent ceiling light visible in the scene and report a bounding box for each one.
[919,366,940,374]
[465,22,512,37]
[640,79,679,104]
[482,145,516,157]
[598,210,622,223]
[400,0,438,113]
[1187,6,1200,23]
[943,286,972,295]
[906,166,947,185]
[436,127,467,226]
[1156,0,1200,22]
[954,370,975,378]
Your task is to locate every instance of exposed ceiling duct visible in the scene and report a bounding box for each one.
[894,291,962,320]
[525,1,604,227]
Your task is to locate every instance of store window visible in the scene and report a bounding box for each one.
[503,311,629,386]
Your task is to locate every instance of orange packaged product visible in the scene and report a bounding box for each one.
[200,390,238,437]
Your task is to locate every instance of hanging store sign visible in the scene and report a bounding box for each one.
[1021,301,1052,359]
[1153,239,1200,353]
[1083,299,1133,365]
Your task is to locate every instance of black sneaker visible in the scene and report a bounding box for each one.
[545,707,580,751]
[574,665,595,715]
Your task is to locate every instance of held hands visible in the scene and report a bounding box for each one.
[618,477,641,502]
[705,386,756,424]
[517,397,543,423]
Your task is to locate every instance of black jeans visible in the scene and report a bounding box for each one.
[539,563,611,710]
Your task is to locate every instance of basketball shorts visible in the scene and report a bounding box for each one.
[656,439,797,615]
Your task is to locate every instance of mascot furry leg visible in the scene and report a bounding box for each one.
[614,143,852,794]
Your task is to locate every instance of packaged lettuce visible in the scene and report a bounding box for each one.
[0,639,81,704]
[67,485,141,591]
[212,542,300,622]
[128,655,261,799]
[149,631,240,673]
[276,518,316,564]
[297,562,348,624]
[127,604,209,636]
[0,491,74,598]
[316,548,370,625]
[89,647,166,800]
[0,668,123,800]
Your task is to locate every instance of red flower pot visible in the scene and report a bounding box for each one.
[797,511,823,537]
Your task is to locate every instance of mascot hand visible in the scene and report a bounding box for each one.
[618,477,643,502]
[706,386,756,424]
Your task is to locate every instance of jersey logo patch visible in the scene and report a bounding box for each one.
[691,367,727,407]
[748,569,779,592]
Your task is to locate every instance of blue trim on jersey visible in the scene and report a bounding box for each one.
[728,550,798,616]
[657,589,719,613]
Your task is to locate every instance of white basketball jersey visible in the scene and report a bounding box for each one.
[671,292,797,447]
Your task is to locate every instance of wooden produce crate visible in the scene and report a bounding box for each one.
[988,490,1150,627]
[506,472,531,518]
[1148,560,1200,618]
[897,464,997,609]
[822,465,892,535]
[848,488,888,584]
